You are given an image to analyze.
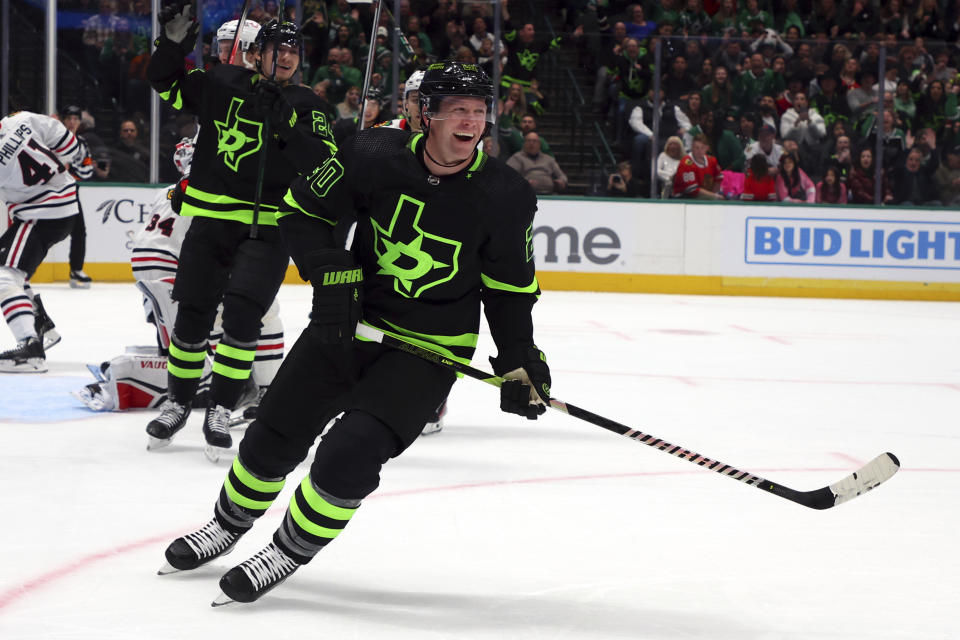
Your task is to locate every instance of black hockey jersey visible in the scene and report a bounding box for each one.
[280,128,540,370]
[147,39,335,225]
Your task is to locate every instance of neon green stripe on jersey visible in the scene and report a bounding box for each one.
[480,273,540,294]
[281,189,336,225]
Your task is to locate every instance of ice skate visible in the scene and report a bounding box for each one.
[0,337,46,373]
[158,517,241,575]
[203,404,233,462]
[421,399,448,436]
[212,542,300,606]
[145,399,191,449]
[69,270,92,289]
[230,385,267,428]
[33,294,61,351]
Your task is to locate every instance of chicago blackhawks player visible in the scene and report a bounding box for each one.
[144,3,335,461]
[156,62,552,605]
[0,111,85,372]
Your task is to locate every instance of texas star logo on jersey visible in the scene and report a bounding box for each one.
[371,195,461,298]
[213,97,262,172]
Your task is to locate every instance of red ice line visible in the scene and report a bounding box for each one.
[0,466,955,614]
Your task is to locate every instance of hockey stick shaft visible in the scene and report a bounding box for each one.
[358,0,385,131]
[227,0,253,65]
[355,324,900,510]
[250,0,286,239]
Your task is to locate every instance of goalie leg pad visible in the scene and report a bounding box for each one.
[136,279,178,351]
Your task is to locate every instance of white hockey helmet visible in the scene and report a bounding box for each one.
[173,132,197,176]
[404,69,426,102]
[214,19,262,55]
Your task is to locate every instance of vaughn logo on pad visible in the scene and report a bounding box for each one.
[745,216,960,270]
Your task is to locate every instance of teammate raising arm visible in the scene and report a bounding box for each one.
[156,62,552,605]
[142,3,335,460]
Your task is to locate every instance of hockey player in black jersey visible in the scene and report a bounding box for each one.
[143,2,336,460]
[156,62,553,605]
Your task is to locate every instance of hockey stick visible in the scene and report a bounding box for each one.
[250,0,286,239]
[358,0,385,131]
[355,324,900,510]
[227,0,253,65]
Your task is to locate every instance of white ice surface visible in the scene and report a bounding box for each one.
[0,284,956,639]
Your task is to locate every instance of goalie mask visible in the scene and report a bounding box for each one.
[418,62,496,138]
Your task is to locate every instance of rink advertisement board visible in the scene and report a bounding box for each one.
[18,186,960,300]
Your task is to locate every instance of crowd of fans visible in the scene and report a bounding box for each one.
[39,0,573,192]
[564,0,960,203]
[23,0,960,205]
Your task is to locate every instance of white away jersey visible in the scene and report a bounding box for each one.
[130,185,191,282]
[0,111,83,221]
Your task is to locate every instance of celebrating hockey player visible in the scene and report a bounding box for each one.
[156,62,552,605]
[0,111,86,372]
[143,2,336,460]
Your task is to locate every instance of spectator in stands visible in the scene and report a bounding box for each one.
[592,21,628,115]
[911,0,946,39]
[929,50,958,85]
[662,55,697,103]
[625,4,657,41]
[880,0,909,37]
[875,108,908,169]
[745,124,784,168]
[847,68,881,123]
[757,93,780,132]
[657,136,685,198]
[701,64,739,120]
[893,147,941,205]
[740,53,784,109]
[507,132,568,195]
[893,80,917,128]
[336,85,362,120]
[501,5,560,115]
[713,39,747,75]
[312,47,362,105]
[676,92,705,149]
[816,164,848,203]
[673,134,724,200]
[742,153,778,202]
[81,0,129,76]
[848,147,893,205]
[694,57,714,91]
[59,105,95,287]
[679,0,712,37]
[827,133,854,180]
[503,114,554,157]
[607,160,646,198]
[810,0,843,40]
[499,82,528,130]
[837,53,860,92]
[739,0,774,32]
[780,90,827,151]
[934,145,960,205]
[615,38,651,137]
[713,0,739,35]
[915,80,959,133]
[776,153,817,203]
[811,71,852,130]
[105,119,148,183]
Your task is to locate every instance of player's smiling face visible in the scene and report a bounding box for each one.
[429,96,486,154]
[259,44,300,82]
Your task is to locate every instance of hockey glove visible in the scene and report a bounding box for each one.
[170,176,188,214]
[305,249,363,345]
[158,1,199,51]
[254,80,298,140]
[494,346,551,420]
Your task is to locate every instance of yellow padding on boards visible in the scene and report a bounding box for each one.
[32,264,960,302]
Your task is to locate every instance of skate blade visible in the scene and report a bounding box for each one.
[211,591,236,607]
[147,436,173,451]
[69,280,91,289]
[157,561,181,576]
[42,330,61,351]
[420,421,443,436]
[204,444,231,463]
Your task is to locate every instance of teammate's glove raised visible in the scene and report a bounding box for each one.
[304,249,362,345]
[254,80,297,139]
[492,346,551,420]
[158,0,198,51]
